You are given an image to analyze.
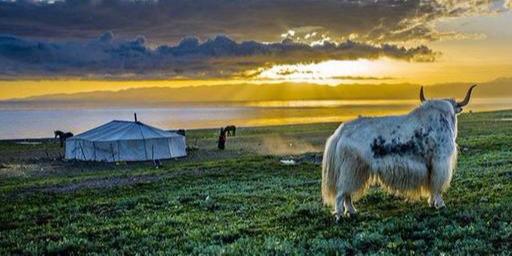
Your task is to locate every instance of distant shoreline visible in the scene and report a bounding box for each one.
[2,108,511,141]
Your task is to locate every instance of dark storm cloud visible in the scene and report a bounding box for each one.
[0,0,508,78]
[0,0,509,44]
[0,32,437,78]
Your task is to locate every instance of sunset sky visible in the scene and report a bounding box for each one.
[1,0,511,100]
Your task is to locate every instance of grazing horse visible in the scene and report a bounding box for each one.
[54,130,73,147]
[322,85,476,219]
[224,125,236,136]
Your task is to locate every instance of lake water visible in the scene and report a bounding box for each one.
[1,98,511,139]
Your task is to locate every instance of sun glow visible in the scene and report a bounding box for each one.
[255,55,512,86]
[256,59,396,85]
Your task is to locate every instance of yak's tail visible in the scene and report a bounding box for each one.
[321,125,343,207]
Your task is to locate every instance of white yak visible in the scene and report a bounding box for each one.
[322,85,477,219]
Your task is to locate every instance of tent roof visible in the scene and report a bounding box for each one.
[68,120,182,142]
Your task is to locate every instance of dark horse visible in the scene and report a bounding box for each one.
[54,130,74,147]
[224,125,236,136]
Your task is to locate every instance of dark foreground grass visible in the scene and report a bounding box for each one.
[1,111,512,254]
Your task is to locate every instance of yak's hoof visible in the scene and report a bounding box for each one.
[430,194,445,209]
[434,196,446,209]
[346,207,358,215]
[334,211,357,222]
[333,211,350,222]
[435,202,446,209]
[334,213,342,222]
[344,212,356,218]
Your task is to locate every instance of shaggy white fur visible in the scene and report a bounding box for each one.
[322,99,463,218]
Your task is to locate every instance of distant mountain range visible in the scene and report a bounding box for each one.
[3,78,511,108]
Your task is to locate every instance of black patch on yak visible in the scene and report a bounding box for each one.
[371,128,431,158]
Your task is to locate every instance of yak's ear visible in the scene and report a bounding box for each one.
[420,86,427,102]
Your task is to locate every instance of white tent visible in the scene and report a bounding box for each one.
[65,120,186,162]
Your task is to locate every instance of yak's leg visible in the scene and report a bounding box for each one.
[334,193,359,220]
[429,156,454,209]
[333,193,357,221]
[343,194,357,215]
[334,160,368,220]
[334,193,346,221]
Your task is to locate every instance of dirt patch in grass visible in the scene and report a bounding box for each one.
[17,167,222,194]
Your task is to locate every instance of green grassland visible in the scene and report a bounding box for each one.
[1,110,512,255]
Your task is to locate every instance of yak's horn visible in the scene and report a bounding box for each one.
[419,86,427,102]
[457,84,477,107]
